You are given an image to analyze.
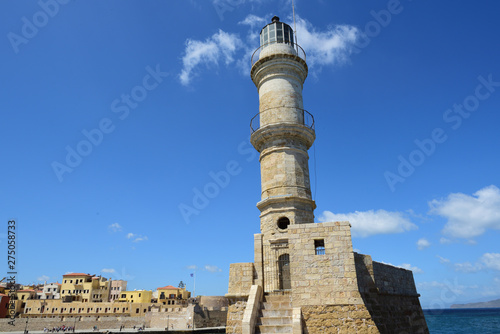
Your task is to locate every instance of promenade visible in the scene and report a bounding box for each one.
[8,327,225,334]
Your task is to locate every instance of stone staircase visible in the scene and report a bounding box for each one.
[255,293,293,333]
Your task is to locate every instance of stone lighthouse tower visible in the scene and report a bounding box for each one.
[250,16,315,234]
[226,16,429,334]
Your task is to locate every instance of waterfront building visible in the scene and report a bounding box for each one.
[61,273,110,302]
[109,279,127,302]
[40,282,61,300]
[117,290,152,303]
[157,285,191,306]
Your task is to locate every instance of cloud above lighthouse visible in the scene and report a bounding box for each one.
[179,15,360,86]
[318,209,417,237]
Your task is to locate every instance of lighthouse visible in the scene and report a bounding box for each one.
[250,16,315,233]
[226,16,429,334]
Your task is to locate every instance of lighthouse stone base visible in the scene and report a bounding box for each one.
[226,221,428,334]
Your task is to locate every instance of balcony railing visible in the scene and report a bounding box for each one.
[250,107,315,133]
[251,42,306,67]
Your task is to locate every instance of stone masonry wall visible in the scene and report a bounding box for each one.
[226,300,247,334]
[0,316,146,332]
[145,306,192,330]
[194,308,228,329]
[301,304,379,334]
[227,263,254,298]
[354,253,429,333]
[288,221,363,307]
[372,261,417,295]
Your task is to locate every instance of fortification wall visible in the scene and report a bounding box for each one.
[145,305,192,330]
[0,316,146,332]
[194,308,227,329]
[302,304,379,334]
[372,261,418,295]
[354,253,429,333]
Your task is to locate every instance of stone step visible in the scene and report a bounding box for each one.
[261,301,292,309]
[256,324,293,334]
[258,315,292,325]
[262,294,291,302]
[260,309,292,317]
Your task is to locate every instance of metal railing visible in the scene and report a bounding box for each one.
[250,107,315,133]
[251,42,306,67]
[263,243,291,292]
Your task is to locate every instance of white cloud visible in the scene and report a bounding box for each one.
[453,261,482,273]
[429,185,500,238]
[481,253,500,271]
[126,232,147,242]
[179,30,243,86]
[132,236,148,243]
[37,275,50,282]
[440,253,500,273]
[204,265,222,273]
[108,223,122,232]
[295,17,359,69]
[397,263,423,274]
[417,238,431,250]
[318,209,417,237]
[101,268,115,274]
[238,14,267,29]
[440,237,452,244]
[437,255,450,264]
[379,261,423,274]
[179,15,359,85]
[187,265,198,270]
[417,279,466,296]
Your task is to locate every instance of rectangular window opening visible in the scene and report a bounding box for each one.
[315,239,325,255]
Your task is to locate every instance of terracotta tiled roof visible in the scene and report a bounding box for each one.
[63,273,91,277]
[157,285,177,290]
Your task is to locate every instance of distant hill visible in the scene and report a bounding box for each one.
[451,299,500,309]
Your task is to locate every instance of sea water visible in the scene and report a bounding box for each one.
[424,308,500,334]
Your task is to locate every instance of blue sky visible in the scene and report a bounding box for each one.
[1,0,500,309]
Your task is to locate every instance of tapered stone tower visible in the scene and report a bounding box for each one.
[226,16,429,334]
[251,16,315,233]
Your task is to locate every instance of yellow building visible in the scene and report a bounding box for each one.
[23,299,154,318]
[61,273,110,302]
[157,286,190,306]
[117,290,152,303]
[9,289,37,316]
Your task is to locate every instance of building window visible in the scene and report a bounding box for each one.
[277,217,290,230]
[314,239,325,255]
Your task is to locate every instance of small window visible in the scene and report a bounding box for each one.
[315,240,325,255]
[277,217,290,230]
